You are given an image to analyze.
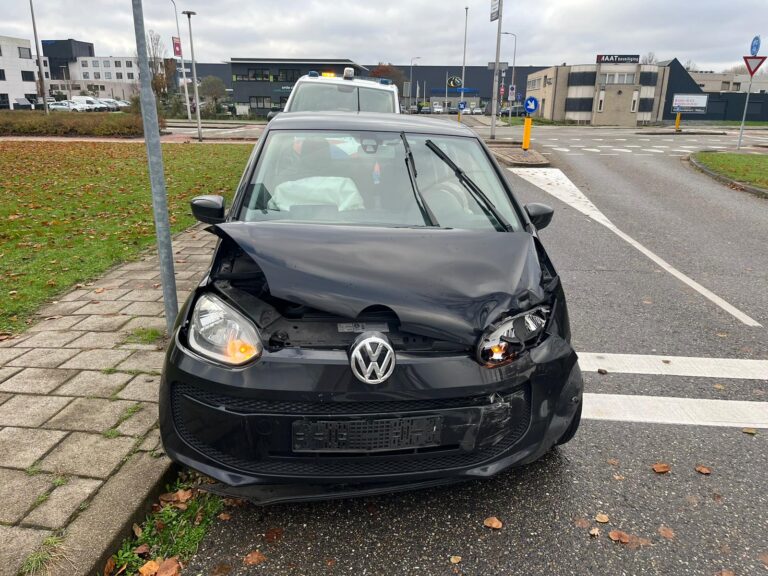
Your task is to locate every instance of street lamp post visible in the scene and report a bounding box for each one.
[409,56,421,113]
[490,0,503,139]
[502,32,517,121]
[459,6,468,123]
[170,0,192,120]
[182,10,202,142]
[29,0,48,114]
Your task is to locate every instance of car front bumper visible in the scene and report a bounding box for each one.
[159,329,582,504]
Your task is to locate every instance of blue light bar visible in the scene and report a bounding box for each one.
[307,71,319,77]
[379,78,392,85]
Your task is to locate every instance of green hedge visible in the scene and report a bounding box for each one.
[0,110,166,137]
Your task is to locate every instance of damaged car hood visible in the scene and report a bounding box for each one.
[213,222,547,345]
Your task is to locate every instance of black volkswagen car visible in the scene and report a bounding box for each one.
[160,112,582,504]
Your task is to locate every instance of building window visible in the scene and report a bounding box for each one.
[249,96,272,109]
[116,72,123,80]
[43,60,48,67]
[105,72,112,79]
[94,72,101,79]
[115,61,122,68]
[25,93,38,103]
[638,98,654,112]
[50,84,59,90]
[44,71,49,79]
[526,77,542,90]
[0,94,8,109]
[92,60,99,67]
[0,69,5,81]
[720,81,730,91]
[72,84,81,91]
[126,61,133,68]
[631,90,639,113]
[598,72,635,85]
[82,71,90,79]
[247,68,270,81]
[564,98,594,112]
[100,85,105,90]
[21,70,35,82]
[127,72,134,80]
[278,69,300,82]
[567,71,596,86]
[18,46,32,59]
[639,72,658,86]
[103,60,110,67]
[81,60,88,67]
[732,82,741,91]
[597,89,605,112]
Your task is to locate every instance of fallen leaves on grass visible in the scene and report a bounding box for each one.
[133,544,150,556]
[483,516,503,529]
[132,523,143,538]
[658,526,675,540]
[159,488,194,510]
[695,465,712,475]
[595,513,609,524]
[138,560,160,576]
[652,462,671,474]
[450,556,462,564]
[244,550,268,566]
[156,557,181,576]
[103,557,116,576]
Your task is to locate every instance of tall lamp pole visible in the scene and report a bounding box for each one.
[29,0,48,114]
[409,56,420,113]
[459,6,468,123]
[490,0,503,139]
[502,32,517,121]
[182,10,202,142]
[170,0,191,120]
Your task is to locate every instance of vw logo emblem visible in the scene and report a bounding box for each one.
[349,333,396,384]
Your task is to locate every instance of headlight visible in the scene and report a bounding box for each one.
[187,293,262,365]
[476,306,549,367]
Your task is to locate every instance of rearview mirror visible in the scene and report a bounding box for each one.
[266,111,278,121]
[524,203,554,230]
[191,195,225,224]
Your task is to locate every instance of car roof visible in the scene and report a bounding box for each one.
[295,75,398,93]
[267,112,475,137]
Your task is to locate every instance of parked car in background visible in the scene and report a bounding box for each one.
[471,106,484,115]
[72,96,106,111]
[48,102,72,112]
[98,98,121,111]
[65,100,90,112]
[432,103,443,114]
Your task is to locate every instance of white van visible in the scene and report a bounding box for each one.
[71,96,106,112]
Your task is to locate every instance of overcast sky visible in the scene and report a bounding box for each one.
[2,0,764,71]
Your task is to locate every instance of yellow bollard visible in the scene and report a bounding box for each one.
[522,117,533,150]
[675,112,682,132]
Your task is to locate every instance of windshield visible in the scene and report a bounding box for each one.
[287,82,395,113]
[239,130,521,231]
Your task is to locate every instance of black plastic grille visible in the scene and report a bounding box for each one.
[172,382,532,478]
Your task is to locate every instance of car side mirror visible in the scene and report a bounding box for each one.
[525,203,554,230]
[266,111,278,121]
[191,195,226,224]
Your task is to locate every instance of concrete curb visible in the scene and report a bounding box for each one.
[688,153,768,200]
[489,147,550,168]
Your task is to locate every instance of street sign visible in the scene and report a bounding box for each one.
[524,96,539,114]
[743,55,766,77]
[447,76,462,88]
[458,101,466,111]
[488,62,509,71]
[751,35,761,56]
[499,84,505,97]
[403,81,411,98]
[508,86,514,101]
[671,93,708,114]
[491,0,500,21]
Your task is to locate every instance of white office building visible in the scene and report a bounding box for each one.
[65,55,140,99]
[0,35,50,109]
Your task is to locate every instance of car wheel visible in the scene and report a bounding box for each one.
[556,401,582,445]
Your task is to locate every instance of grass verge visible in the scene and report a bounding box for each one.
[0,110,162,137]
[0,141,252,334]
[693,152,768,189]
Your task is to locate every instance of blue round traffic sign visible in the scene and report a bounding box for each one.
[524,96,539,114]
[751,35,761,57]
[458,101,466,111]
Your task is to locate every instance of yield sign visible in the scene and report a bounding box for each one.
[743,55,766,77]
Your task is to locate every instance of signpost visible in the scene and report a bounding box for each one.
[672,93,708,132]
[490,0,500,21]
[522,97,538,151]
[738,36,764,149]
[489,0,504,140]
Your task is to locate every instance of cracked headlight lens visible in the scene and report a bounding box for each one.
[477,306,549,367]
[188,293,262,365]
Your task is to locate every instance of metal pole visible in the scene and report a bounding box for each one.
[445,70,448,110]
[131,0,178,334]
[183,11,203,142]
[737,77,753,150]
[171,0,191,120]
[490,0,503,139]
[409,57,420,113]
[460,6,468,123]
[29,0,48,114]
[509,33,516,122]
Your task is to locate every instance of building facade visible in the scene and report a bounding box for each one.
[64,55,139,99]
[0,35,51,109]
[689,70,768,94]
[525,57,666,126]
[41,39,94,80]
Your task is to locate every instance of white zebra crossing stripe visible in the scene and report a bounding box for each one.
[578,353,768,379]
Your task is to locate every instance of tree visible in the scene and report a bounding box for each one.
[199,76,227,106]
[146,30,167,94]
[163,58,178,93]
[641,52,657,65]
[370,63,407,94]
[683,59,698,72]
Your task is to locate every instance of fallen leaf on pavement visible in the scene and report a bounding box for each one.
[718,570,735,576]
[626,534,652,550]
[244,550,267,566]
[613,474,625,481]
[695,465,712,475]
[156,557,181,576]
[211,564,231,576]
[742,428,758,435]
[606,458,619,466]
[450,556,462,564]
[483,516,503,529]
[223,497,247,507]
[264,527,284,544]
[652,463,671,474]
[103,557,116,576]
[597,368,608,375]
[325,558,336,567]
[608,530,630,544]
[658,526,676,540]
[133,543,150,556]
[94,287,105,294]
[713,384,725,390]
[595,513,609,524]
[589,527,600,537]
[217,512,231,521]
[138,560,159,576]
[759,552,768,567]
[574,517,590,529]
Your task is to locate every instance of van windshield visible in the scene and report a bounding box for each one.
[287,83,395,113]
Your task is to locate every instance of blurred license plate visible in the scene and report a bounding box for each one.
[292,416,442,453]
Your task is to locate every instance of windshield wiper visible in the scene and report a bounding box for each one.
[424,139,513,232]
[400,132,439,227]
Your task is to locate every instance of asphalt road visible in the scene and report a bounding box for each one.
[183,123,768,576]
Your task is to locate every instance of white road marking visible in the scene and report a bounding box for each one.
[552,147,570,152]
[583,148,601,152]
[600,154,618,156]
[583,393,768,429]
[652,145,669,148]
[626,145,642,148]
[508,167,762,327]
[579,353,768,379]
[593,138,604,141]
[612,149,632,153]
[615,138,627,141]
[642,149,665,153]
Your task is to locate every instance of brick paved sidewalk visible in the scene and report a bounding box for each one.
[0,226,216,576]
